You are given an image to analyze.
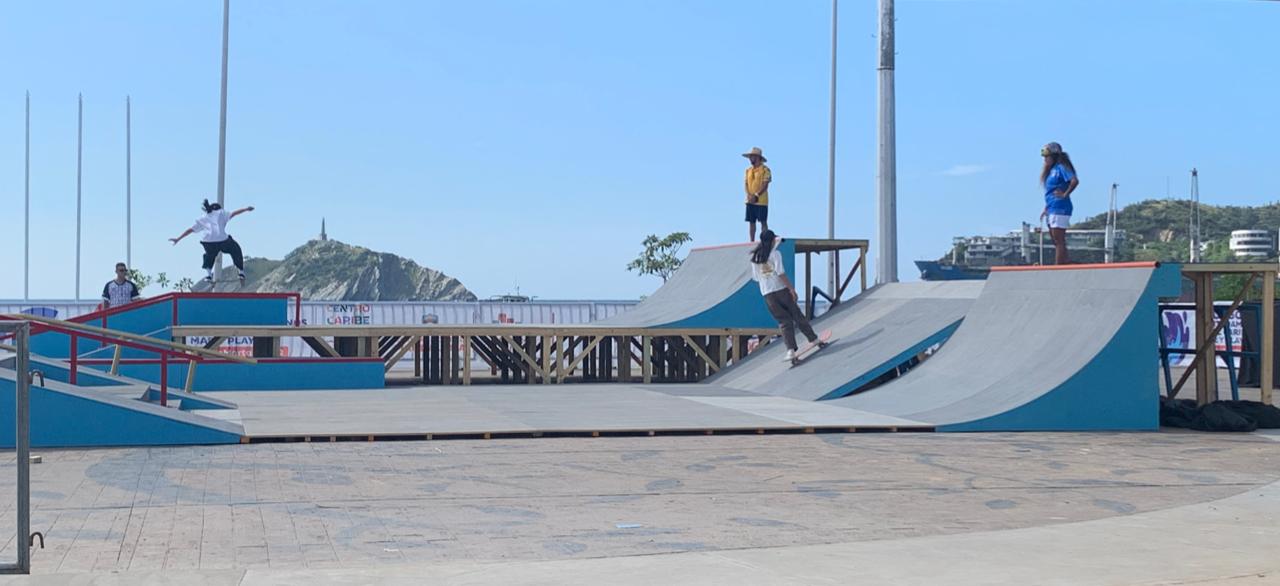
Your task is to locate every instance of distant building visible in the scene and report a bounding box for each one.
[1229,229,1274,258]
[950,226,1126,267]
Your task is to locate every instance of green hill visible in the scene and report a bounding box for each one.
[1073,199,1280,263]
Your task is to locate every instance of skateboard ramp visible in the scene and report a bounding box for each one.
[595,241,794,329]
[831,263,1180,431]
[0,367,243,447]
[708,281,983,400]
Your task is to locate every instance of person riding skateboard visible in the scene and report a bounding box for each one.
[169,199,255,286]
[750,229,825,362]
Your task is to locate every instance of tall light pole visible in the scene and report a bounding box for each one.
[24,92,30,301]
[827,0,839,298]
[76,94,83,301]
[126,96,132,269]
[215,0,230,280]
[875,0,898,284]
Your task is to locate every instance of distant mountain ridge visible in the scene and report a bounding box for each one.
[242,239,476,301]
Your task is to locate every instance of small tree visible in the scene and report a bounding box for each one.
[126,269,153,290]
[627,232,692,282]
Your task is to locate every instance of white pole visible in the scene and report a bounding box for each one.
[76,93,83,302]
[24,92,30,301]
[827,0,839,300]
[126,96,132,268]
[876,0,897,284]
[215,0,230,281]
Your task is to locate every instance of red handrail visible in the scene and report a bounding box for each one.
[72,291,303,330]
[0,315,220,407]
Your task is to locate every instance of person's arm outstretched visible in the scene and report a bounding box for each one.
[228,206,255,220]
[169,228,195,245]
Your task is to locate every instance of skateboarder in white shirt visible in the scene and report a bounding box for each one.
[750,230,825,361]
[169,199,255,286]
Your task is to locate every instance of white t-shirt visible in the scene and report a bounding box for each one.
[751,247,788,296]
[192,210,231,243]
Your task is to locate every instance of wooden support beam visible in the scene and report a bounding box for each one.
[541,335,553,384]
[1264,272,1275,405]
[566,336,604,376]
[680,334,720,373]
[839,254,865,299]
[503,335,541,377]
[303,336,340,358]
[184,361,198,393]
[1172,272,1254,401]
[719,335,728,371]
[202,336,226,350]
[642,335,652,384]
[110,344,123,375]
[860,245,868,292]
[463,335,473,385]
[382,336,417,373]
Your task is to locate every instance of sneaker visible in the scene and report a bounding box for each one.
[238,272,246,283]
[784,349,796,361]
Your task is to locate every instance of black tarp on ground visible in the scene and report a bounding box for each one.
[1160,398,1280,432]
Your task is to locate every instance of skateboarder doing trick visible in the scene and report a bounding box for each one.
[169,199,255,286]
[750,230,826,363]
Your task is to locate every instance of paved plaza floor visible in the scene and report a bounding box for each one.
[0,430,1275,584]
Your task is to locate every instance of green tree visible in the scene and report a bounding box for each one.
[627,232,692,282]
[126,269,152,291]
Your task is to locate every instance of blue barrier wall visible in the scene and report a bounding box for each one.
[107,360,386,391]
[0,378,241,448]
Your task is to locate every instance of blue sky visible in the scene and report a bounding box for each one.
[1,0,1276,300]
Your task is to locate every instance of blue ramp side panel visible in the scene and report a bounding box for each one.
[176,297,287,327]
[818,320,963,401]
[107,360,386,391]
[0,378,241,448]
[942,264,1181,432]
[663,239,795,329]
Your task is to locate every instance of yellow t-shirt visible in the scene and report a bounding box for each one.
[744,164,771,206]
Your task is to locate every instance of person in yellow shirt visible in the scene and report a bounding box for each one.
[742,147,771,242]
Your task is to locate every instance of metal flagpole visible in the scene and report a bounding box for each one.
[76,93,83,301]
[126,96,132,268]
[24,92,30,301]
[875,0,898,284]
[215,0,230,282]
[827,0,838,300]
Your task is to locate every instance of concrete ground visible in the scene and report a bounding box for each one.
[0,430,1276,584]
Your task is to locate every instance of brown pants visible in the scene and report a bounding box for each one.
[764,289,818,351]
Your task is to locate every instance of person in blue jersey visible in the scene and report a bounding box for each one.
[1039,142,1079,264]
[750,230,825,361]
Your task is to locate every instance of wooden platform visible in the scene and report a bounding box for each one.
[210,385,931,443]
[173,325,779,386]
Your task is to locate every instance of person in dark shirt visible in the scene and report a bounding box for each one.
[102,262,141,308]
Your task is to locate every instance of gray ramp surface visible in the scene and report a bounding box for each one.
[224,385,926,437]
[709,281,982,400]
[594,243,755,327]
[831,267,1153,426]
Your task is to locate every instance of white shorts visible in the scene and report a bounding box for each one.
[1047,214,1070,229]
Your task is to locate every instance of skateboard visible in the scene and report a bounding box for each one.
[190,276,245,293]
[787,329,833,367]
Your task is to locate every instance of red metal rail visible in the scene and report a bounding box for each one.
[72,291,303,331]
[0,315,214,407]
